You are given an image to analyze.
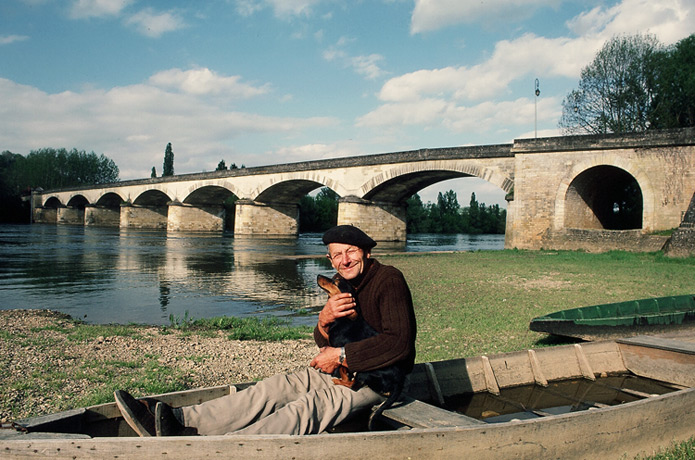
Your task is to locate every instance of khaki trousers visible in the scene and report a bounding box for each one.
[182,368,382,435]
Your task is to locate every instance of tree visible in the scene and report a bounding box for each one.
[314,188,339,231]
[466,192,481,233]
[559,33,660,134]
[0,148,120,223]
[406,194,431,233]
[151,167,157,178]
[436,190,462,233]
[298,187,339,232]
[163,143,174,176]
[15,148,119,189]
[648,34,695,129]
[216,159,227,171]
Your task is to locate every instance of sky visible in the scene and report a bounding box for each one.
[1,0,693,207]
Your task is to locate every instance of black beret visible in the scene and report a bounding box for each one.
[322,225,376,249]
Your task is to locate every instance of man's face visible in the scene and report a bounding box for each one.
[327,243,370,280]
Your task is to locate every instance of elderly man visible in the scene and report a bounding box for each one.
[115,225,416,436]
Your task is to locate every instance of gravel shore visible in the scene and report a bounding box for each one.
[0,309,317,423]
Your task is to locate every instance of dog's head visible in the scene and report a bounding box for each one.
[317,274,358,320]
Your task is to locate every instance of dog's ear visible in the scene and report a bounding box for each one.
[317,274,341,297]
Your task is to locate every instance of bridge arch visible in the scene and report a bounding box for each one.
[133,190,172,206]
[43,196,62,208]
[359,164,513,203]
[95,192,124,207]
[254,179,326,203]
[183,185,237,205]
[553,157,655,231]
[564,166,643,230]
[249,172,342,202]
[66,195,89,209]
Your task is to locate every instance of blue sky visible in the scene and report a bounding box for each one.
[1,0,693,206]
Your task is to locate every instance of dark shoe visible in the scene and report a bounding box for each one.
[155,401,188,436]
[114,390,157,437]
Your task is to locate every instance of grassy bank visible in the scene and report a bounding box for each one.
[381,249,695,362]
[3,249,695,458]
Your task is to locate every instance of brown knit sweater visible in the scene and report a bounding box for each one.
[313,259,417,375]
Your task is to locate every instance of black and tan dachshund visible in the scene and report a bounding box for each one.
[317,274,405,430]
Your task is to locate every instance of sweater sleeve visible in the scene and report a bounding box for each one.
[313,324,329,348]
[344,267,416,373]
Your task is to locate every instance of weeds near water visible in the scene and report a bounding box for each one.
[168,310,194,330]
[166,312,311,341]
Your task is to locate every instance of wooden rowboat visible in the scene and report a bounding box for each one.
[2,334,695,459]
[529,294,695,341]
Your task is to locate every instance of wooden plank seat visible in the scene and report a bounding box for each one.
[378,396,486,429]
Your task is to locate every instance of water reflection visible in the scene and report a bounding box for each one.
[0,225,502,325]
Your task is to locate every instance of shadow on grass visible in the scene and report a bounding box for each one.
[532,334,584,348]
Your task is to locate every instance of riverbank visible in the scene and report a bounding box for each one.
[2,249,695,458]
[0,309,316,423]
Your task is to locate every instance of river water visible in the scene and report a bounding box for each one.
[0,224,504,326]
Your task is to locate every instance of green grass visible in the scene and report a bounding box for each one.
[381,250,695,362]
[171,314,313,341]
[634,438,695,460]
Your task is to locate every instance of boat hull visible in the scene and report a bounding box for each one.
[3,335,695,459]
[3,389,695,460]
[530,294,695,341]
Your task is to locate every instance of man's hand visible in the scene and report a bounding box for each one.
[310,346,342,374]
[316,293,356,339]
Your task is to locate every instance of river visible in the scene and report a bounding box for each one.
[0,224,504,326]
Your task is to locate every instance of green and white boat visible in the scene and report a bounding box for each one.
[530,294,695,341]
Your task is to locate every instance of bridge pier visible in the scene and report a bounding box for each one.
[85,205,120,227]
[57,206,85,225]
[337,196,406,242]
[167,201,225,232]
[233,199,299,236]
[119,202,168,229]
[33,206,57,224]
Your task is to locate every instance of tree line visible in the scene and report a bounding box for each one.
[560,33,695,134]
[298,188,506,235]
[0,148,119,223]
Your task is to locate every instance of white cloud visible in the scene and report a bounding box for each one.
[234,0,325,18]
[566,0,695,44]
[124,8,186,38]
[363,0,694,136]
[0,35,30,45]
[376,33,592,104]
[69,0,134,19]
[273,142,361,162]
[410,0,561,34]
[323,37,387,80]
[350,54,387,80]
[148,68,271,98]
[357,96,560,135]
[0,75,336,180]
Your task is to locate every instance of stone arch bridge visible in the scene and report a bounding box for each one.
[32,128,695,252]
